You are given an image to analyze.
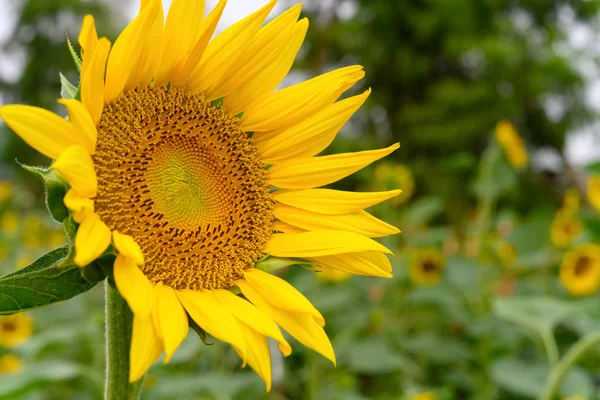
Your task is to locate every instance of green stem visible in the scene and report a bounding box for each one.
[539,330,600,400]
[104,281,145,400]
[540,327,559,368]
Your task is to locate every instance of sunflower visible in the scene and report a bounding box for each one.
[588,175,600,212]
[495,120,528,169]
[409,392,436,400]
[0,313,33,347]
[550,210,583,248]
[372,162,415,206]
[559,243,600,296]
[0,0,400,389]
[0,354,23,374]
[409,248,445,286]
[0,182,11,203]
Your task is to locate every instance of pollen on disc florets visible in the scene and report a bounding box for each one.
[93,86,274,290]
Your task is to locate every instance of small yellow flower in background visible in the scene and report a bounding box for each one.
[562,188,581,213]
[0,313,34,347]
[316,266,351,283]
[0,242,9,262]
[0,354,23,374]
[588,175,600,211]
[410,392,436,400]
[409,248,445,286]
[560,244,600,296]
[0,211,19,237]
[562,396,586,400]
[495,120,528,168]
[373,162,414,206]
[496,240,517,268]
[0,0,401,389]
[551,210,583,248]
[21,233,41,250]
[47,230,66,248]
[0,182,12,203]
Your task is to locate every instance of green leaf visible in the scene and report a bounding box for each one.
[18,163,68,223]
[341,340,410,374]
[0,361,88,398]
[66,35,81,72]
[0,246,98,315]
[584,161,600,175]
[59,72,78,100]
[472,144,517,200]
[492,296,573,332]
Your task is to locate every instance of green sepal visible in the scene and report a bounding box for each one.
[254,256,314,273]
[66,35,82,72]
[56,216,77,267]
[0,246,98,315]
[19,163,69,223]
[189,317,213,346]
[210,97,224,109]
[60,72,79,100]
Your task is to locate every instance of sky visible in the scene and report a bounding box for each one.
[0,0,598,167]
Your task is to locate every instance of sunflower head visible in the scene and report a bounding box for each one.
[409,248,445,286]
[560,243,600,296]
[588,175,600,212]
[372,162,414,206]
[0,354,23,375]
[495,120,528,169]
[550,209,583,248]
[409,392,436,400]
[0,313,33,347]
[0,0,401,390]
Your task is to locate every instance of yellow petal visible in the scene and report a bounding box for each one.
[129,314,163,382]
[63,189,94,223]
[51,145,97,197]
[112,231,144,266]
[265,231,392,258]
[170,0,227,87]
[272,220,306,234]
[114,254,154,316]
[78,15,98,78]
[244,269,324,326]
[360,251,393,273]
[309,252,393,278]
[241,65,365,132]
[274,204,399,238]
[237,280,335,365]
[154,0,205,86]
[272,188,401,215]
[268,143,400,189]
[176,289,247,361]
[214,289,291,356]
[186,1,276,94]
[155,284,188,363]
[210,4,302,102]
[125,0,163,90]
[235,324,272,391]
[74,213,111,266]
[57,99,96,155]
[257,89,370,163]
[104,0,161,103]
[81,38,111,125]
[225,18,308,116]
[0,105,78,159]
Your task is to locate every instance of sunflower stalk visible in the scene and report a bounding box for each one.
[105,281,145,400]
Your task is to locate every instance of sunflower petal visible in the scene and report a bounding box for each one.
[266,231,392,258]
[210,4,302,102]
[268,143,400,189]
[272,220,306,234]
[237,280,335,365]
[154,0,205,85]
[114,254,154,316]
[51,145,97,197]
[257,89,370,163]
[241,65,365,132]
[235,324,272,391]
[309,252,393,278]
[155,284,188,363]
[0,105,77,159]
[243,269,324,326]
[81,37,111,125]
[274,204,399,238]
[63,189,94,223]
[214,289,291,356]
[129,314,163,382]
[113,231,144,266]
[272,188,401,214]
[104,0,161,103]
[57,99,96,154]
[176,289,247,361]
[170,0,227,87]
[186,0,276,94]
[74,213,111,266]
[78,15,98,78]
[126,1,163,89]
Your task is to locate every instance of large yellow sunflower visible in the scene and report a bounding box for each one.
[0,0,400,390]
